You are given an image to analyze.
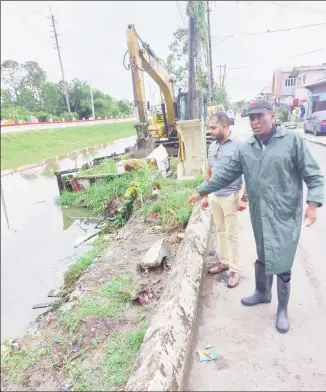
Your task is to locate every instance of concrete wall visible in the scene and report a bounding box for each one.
[280,72,296,97]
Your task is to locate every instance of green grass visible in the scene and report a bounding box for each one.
[1,346,48,388]
[98,329,146,390]
[60,274,140,327]
[57,167,156,214]
[63,235,108,290]
[1,121,135,170]
[76,158,118,177]
[57,159,204,229]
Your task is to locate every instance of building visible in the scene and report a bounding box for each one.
[261,82,272,102]
[290,64,326,105]
[271,67,296,107]
[304,78,326,118]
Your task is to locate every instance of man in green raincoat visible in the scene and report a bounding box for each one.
[186,100,324,334]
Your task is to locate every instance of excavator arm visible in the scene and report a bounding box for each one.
[126,25,176,137]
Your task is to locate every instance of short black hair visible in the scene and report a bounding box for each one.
[209,111,230,126]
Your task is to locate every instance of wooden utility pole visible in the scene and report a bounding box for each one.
[188,1,196,120]
[49,6,72,120]
[206,1,214,102]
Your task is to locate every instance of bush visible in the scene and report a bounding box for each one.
[1,106,29,122]
[35,111,50,122]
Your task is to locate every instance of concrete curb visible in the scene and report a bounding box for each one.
[125,205,212,391]
[304,137,326,148]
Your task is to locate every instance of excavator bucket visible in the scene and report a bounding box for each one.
[177,119,205,177]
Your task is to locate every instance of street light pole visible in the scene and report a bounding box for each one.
[90,81,95,119]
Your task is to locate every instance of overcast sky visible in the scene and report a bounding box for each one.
[1,1,326,103]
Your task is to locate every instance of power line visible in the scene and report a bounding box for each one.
[212,22,326,41]
[226,45,326,71]
[267,1,326,16]
[175,1,186,28]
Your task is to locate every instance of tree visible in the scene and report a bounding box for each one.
[21,61,46,92]
[1,60,24,100]
[39,82,61,114]
[17,87,39,111]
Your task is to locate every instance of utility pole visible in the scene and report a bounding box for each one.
[188,0,196,120]
[222,64,226,90]
[206,1,214,103]
[89,81,95,119]
[219,65,222,89]
[49,6,72,120]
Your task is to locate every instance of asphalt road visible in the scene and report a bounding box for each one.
[184,117,326,391]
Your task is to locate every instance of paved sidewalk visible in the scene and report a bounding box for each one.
[184,211,326,391]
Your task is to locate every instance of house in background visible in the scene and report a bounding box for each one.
[272,67,296,108]
[261,82,272,102]
[304,78,326,119]
[291,64,326,105]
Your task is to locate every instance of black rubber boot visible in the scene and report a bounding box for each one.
[241,261,273,306]
[276,276,290,333]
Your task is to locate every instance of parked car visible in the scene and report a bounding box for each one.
[304,110,326,136]
[226,109,235,125]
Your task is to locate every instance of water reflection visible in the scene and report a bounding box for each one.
[0,136,136,340]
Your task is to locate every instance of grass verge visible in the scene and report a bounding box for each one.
[1,272,146,391]
[1,121,135,170]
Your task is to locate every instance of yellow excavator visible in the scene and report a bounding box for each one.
[125,24,207,158]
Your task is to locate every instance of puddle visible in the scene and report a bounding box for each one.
[1,136,136,341]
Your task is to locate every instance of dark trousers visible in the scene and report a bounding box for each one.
[256,259,291,283]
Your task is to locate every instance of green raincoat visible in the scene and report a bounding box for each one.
[197,126,324,275]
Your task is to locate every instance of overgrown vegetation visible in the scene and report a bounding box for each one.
[57,161,203,229]
[1,121,135,170]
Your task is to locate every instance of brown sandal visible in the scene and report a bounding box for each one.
[228,272,240,288]
[208,262,229,275]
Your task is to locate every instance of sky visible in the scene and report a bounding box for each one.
[1,1,326,103]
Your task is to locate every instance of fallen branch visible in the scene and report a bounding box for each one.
[74,229,103,248]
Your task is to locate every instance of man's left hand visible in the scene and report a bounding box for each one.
[237,199,247,212]
[304,203,317,227]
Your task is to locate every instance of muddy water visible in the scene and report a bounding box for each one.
[1,136,136,341]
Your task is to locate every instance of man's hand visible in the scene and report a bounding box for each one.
[201,195,209,209]
[304,203,317,227]
[185,191,202,207]
[237,199,247,212]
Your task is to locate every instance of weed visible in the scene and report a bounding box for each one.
[77,158,118,177]
[1,346,47,388]
[98,329,146,390]
[60,274,139,327]
[63,235,108,290]
[1,122,135,170]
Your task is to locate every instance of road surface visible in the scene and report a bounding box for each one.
[184,117,326,391]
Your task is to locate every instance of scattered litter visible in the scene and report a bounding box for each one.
[32,302,52,310]
[197,345,218,362]
[133,288,156,306]
[177,233,185,240]
[152,278,161,285]
[209,250,216,256]
[72,347,79,353]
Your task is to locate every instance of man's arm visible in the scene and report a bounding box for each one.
[205,165,212,181]
[295,134,324,207]
[197,147,243,196]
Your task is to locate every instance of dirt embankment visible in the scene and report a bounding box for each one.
[1,218,183,392]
